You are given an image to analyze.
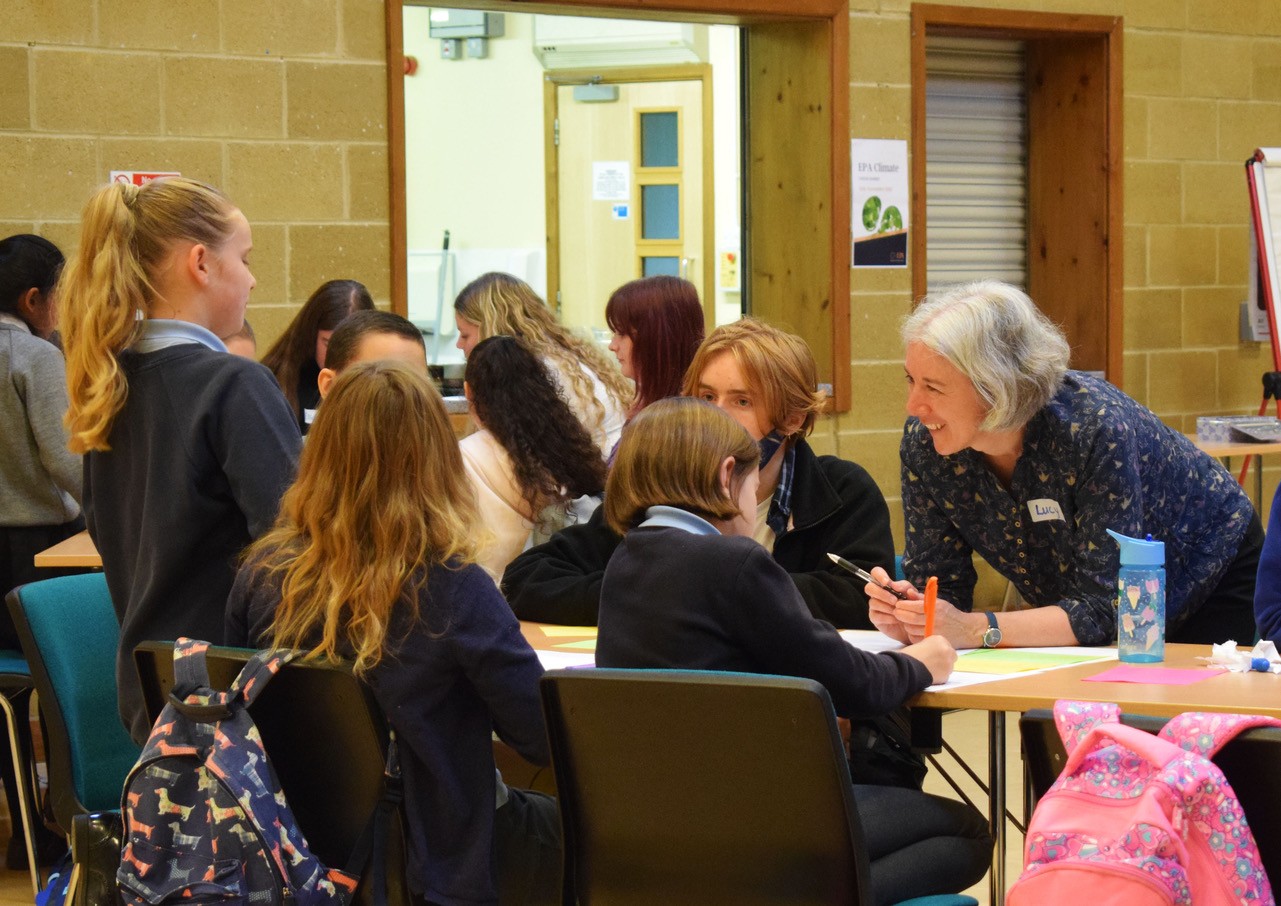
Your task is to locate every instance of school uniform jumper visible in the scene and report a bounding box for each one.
[84,321,301,743]
[502,438,896,629]
[901,371,1261,646]
[226,559,551,906]
[597,508,992,906]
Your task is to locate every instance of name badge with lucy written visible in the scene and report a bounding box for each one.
[1028,498,1065,523]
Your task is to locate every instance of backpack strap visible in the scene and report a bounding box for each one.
[169,637,235,722]
[1062,719,1187,776]
[230,647,299,709]
[1053,699,1122,755]
[1158,711,1281,758]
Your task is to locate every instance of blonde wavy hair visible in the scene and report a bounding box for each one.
[454,272,631,440]
[61,177,238,453]
[605,397,758,534]
[682,317,827,438]
[244,361,480,674]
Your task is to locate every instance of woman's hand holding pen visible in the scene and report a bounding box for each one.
[864,565,917,644]
[892,592,976,647]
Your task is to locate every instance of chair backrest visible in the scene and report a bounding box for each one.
[6,574,140,828]
[133,641,408,906]
[540,668,870,906]
[1021,709,1281,885]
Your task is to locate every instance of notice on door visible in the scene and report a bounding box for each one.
[851,139,908,268]
[592,161,631,202]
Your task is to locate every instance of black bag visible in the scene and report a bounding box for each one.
[847,709,927,789]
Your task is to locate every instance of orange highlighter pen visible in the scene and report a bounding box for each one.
[923,576,938,637]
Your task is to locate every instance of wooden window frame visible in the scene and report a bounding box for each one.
[385,0,854,409]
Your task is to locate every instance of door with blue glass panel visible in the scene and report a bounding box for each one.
[551,75,707,335]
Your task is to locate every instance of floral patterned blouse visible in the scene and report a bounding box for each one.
[900,371,1254,645]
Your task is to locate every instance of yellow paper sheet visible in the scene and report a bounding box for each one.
[554,639,598,651]
[540,625,598,637]
[955,649,1106,675]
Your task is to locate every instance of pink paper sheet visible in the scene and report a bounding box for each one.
[1083,665,1225,686]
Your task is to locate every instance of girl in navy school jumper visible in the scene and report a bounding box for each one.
[60,177,301,745]
[595,397,993,906]
[225,361,558,906]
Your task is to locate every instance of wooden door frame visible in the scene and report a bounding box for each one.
[386,0,853,410]
[910,4,1124,384]
[543,64,716,327]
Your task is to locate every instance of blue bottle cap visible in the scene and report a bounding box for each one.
[1105,528,1165,566]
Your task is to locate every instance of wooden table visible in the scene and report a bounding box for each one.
[519,624,1281,905]
[912,643,1281,905]
[32,530,101,568]
[1190,434,1281,510]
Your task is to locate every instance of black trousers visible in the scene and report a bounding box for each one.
[1171,509,1264,645]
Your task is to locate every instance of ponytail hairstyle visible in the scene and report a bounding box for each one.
[261,279,375,418]
[605,275,705,417]
[454,272,630,444]
[247,360,480,674]
[0,234,65,326]
[61,177,238,453]
[466,335,606,527]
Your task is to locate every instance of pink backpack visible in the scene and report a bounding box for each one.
[1009,700,1281,906]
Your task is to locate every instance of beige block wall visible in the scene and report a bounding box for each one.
[0,0,389,354]
[838,0,1281,556]
[6,0,1279,544]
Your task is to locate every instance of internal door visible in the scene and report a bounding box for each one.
[548,70,710,333]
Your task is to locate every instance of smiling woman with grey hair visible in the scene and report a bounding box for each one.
[862,280,1262,650]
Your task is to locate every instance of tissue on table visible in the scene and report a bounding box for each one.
[1202,640,1281,673]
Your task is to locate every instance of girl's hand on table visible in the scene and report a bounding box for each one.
[900,634,958,684]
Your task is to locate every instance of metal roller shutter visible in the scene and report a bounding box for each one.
[925,36,1027,293]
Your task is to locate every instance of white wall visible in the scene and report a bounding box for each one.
[401,8,742,359]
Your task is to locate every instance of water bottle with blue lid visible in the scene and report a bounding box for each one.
[1107,529,1165,663]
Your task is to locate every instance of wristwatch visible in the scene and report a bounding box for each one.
[982,611,1002,648]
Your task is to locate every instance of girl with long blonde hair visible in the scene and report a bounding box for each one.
[59,177,300,743]
[453,271,629,454]
[226,361,558,906]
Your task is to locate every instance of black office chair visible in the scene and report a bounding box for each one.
[134,641,409,906]
[1021,709,1281,884]
[541,668,979,906]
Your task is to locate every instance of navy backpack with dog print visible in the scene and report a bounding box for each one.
[117,638,397,906]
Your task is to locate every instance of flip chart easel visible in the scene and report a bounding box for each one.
[1239,149,1281,481]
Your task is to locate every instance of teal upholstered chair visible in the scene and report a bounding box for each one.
[0,648,39,895]
[8,573,142,904]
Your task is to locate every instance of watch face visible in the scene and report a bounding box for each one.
[983,628,1002,648]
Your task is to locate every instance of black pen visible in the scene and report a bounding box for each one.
[826,553,914,600]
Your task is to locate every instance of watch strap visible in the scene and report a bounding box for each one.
[982,610,1001,648]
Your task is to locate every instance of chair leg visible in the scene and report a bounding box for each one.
[0,691,41,896]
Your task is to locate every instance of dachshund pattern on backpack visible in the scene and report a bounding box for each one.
[117,638,360,906]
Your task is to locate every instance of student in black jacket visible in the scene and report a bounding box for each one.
[596,397,992,906]
[503,316,895,630]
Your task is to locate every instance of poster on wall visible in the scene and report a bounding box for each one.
[592,161,630,202]
[851,139,908,268]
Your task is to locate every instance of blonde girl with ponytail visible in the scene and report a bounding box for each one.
[60,177,300,744]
